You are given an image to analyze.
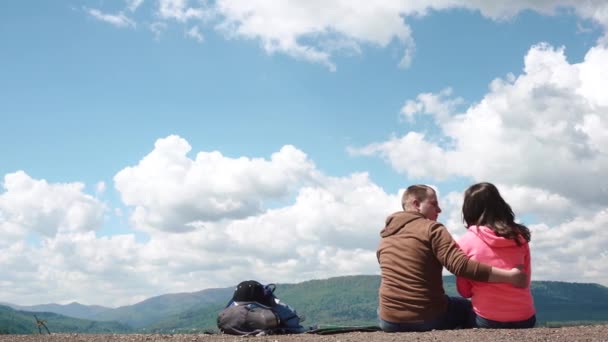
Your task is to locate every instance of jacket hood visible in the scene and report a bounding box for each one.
[380,211,427,238]
[468,225,527,248]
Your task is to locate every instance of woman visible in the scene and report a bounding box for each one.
[457,182,536,329]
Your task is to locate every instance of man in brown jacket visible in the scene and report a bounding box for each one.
[377,184,528,332]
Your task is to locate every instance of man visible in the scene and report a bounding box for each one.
[377,184,528,332]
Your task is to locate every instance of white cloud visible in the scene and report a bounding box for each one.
[149,21,168,40]
[87,8,136,28]
[0,171,106,239]
[355,43,608,211]
[498,185,575,223]
[0,232,149,306]
[129,172,399,293]
[532,209,608,285]
[96,181,106,194]
[110,136,400,296]
[157,0,211,22]
[0,142,401,306]
[85,1,608,69]
[185,25,204,42]
[114,135,319,232]
[351,132,454,180]
[459,1,608,25]
[219,173,398,259]
[207,1,608,70]
[353,41,608,293]
[8,0,608,310]
[400,88,465,123]
[213,0,415,71]
[1,128,608,306]
[126,0,144,12]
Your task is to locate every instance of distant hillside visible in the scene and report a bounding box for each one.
[91,287,233,328]
[3,302,111,321]
[0,305,132,334]
[6,275,608,334]
[147,275,608,332]
[141,276,384,333]
[531,281,608,323]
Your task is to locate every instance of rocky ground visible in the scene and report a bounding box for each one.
[1,325,607,342]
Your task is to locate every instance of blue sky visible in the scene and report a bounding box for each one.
[1,0,607,307]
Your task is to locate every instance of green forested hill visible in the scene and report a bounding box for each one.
[3,302,111,321]
[5,275,608,334]
[272,275,382,326]
[0,305,132,334]
[531,281,608,323]
[146,275,608,332]
[91,287,233,329]
[144,275,383,333]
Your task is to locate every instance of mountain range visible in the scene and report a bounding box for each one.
[2,275,608,334]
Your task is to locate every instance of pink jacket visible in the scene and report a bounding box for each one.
[457,225,535,322]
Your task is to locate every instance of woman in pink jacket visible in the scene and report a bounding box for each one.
[457,182,536,329]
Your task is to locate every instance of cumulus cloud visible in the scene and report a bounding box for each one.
[209,1,608,70]
[0,171,106,240]
[157,0,211,22]
[1,125,607,306]
[354,43,608,215]
[128,172,399,293]
[219,173,398,260]
[87,8,136,28]
[0,232,150,306]
[185,25,204,42]
[109,136,400,301]
[458,1,608,25]
[213,0,416,71]
[0,141,401,306]
[353,41,608,290]
[351,132,454,180]
[532,208,608,285]
[96,181,106,194]
[149,21,168,40]
[84,1,608,70]
[401,88,465,123]
[114,135,319,232]
[126,0,144,12]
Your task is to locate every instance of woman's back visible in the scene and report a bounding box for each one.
[457,225,535,322]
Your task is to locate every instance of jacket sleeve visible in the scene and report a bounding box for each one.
[429,223,491,281]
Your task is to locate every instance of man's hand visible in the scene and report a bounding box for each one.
[510,266,528,288]
[487,264,529,286]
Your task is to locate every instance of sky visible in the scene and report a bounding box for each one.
[1,0,607,308]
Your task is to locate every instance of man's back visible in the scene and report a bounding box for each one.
[377,211,491,323]
[377,211,447,322]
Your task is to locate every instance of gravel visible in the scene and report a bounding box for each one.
[1,325,607,342]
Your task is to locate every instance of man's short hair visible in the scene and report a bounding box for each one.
[402,184,434,210]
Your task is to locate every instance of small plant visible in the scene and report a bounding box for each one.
[34,315,51,335]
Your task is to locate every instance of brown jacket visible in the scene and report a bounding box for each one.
[377,211,491,323]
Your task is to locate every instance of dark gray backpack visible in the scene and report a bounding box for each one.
[217,302,280,335]
[217,280,306,335]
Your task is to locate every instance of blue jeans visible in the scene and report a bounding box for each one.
[474,314,536,329]
[379,296,473,332]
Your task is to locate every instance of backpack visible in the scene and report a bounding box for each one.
[217,280,306,335]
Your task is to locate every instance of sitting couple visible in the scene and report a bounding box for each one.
[377,183,535,332]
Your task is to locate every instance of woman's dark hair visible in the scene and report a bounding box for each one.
[462,182,530,245]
